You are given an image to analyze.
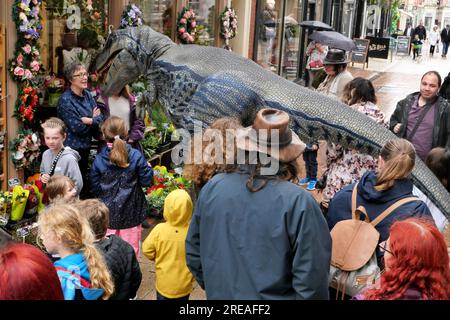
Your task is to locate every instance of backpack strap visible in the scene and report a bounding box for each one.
[55,266,92,288]
[370,197,420,227]
[351,183,358,219]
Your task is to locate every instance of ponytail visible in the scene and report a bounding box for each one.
[101,116,130,168]
[375,139,415,192]
[83,243,114,299]
[110,137,129,168]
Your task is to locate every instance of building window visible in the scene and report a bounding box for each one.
[136,0,174,38]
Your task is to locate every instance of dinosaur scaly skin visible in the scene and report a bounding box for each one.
[92,26,450,219]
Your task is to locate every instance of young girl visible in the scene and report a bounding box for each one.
[40,117,83,196]
[38,204,114,300]
[46,175,78,204]
[90,116,153,257]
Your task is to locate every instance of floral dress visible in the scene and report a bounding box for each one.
[321,101,388,204]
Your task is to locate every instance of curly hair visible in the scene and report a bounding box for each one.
[363,218,450,300]
[183,117,242,187]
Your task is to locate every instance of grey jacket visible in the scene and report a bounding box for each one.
[389,92,450,149]
[40,147,83,194]
[186,172,331,300]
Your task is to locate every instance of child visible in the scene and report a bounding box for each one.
[38,204,114,300]
[142,189,194,300]
[90,116,153,257]
[412,34,423,60]
[40,117,83,196]
[46,175,78,204]
[74,199,142,300]
[298,140,319,191]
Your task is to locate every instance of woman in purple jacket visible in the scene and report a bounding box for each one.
[96,85,145,152]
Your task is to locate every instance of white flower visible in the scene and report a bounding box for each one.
[14,151,24,160]
[31,133,38,143]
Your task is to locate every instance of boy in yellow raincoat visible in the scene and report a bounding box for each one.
[142,189,194,300]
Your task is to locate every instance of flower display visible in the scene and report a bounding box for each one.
[177,6,197,44]
[15,86,39,123]
[13,0,43,40]
[119,3,143,29]
[9,43,43,83]
[44,75,65,93]
[9,129,41,170]
[220,7,238,41]
[145,166,192,213]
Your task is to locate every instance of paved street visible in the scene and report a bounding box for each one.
[136,51,449,301]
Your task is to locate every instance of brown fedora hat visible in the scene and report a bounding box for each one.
[323,48,350,64]
[236,108,306,162]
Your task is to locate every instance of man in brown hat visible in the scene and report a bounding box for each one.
[186,108,332,299]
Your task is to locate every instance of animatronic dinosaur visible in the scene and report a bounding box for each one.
[92,26,450,219]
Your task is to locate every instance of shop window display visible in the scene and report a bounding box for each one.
[135,0,175,38]
[188,0,215,46]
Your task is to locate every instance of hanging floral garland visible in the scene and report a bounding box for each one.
[119,3,144,29]
[177,6,197,44]
[8,0,43,170]
[9,129,41,170]
[220,6,238,51]
[220,7,238,41]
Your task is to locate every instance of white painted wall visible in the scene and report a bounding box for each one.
[230,0,252,58]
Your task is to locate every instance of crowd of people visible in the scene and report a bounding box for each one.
[403,21,450,60]
[1,46,450,301]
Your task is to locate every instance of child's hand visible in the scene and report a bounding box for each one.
[311,144,319,151]
[93,107,101,117]
[81,117,93,125]
[40,173,50,184]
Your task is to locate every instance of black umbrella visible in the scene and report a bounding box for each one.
[299,20,333,31]
[309,31,356,51]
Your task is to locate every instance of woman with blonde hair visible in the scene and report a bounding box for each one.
[355,218,450,300]
[90,116,153,257]
[327,139,433,246]
[38,204,114,300]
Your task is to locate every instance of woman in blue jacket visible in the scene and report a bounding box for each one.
[90,116,153,257]
[327,138,433,245]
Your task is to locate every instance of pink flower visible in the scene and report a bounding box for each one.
[30,60,40,72]
[178,27,185,34]
[16,54,24,65]
[182,32,188,39]
[191,21,196,28]
[32,0,38,5]
[188,35,194,43]
[180,18,186,24]
[22,44,32,54]
[14,67,25,76]
[184,11,191,18]
[24,69,33,80]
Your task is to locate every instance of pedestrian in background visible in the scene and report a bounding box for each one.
[428,25,440,57]
[390,71,450,161]
[403,22,414,55]
[440,24,450,58]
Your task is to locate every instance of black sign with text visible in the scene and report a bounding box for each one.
[366,36,390,59]
[351,38,370,64]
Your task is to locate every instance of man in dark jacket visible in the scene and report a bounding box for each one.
[441,24,450,57]
[186,108,332,299]
[389,71,450,161]
[413,21,426,55]
[75,199,142,300]
[403,22,414,55]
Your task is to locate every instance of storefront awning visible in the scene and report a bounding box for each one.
[399,9,414,18]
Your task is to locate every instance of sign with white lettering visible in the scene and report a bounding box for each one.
[366,36,390,59]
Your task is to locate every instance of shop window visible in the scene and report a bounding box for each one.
[254,0,303,80]
[136,0,174,38]
[188,0,216,46]
[42,1,109,78]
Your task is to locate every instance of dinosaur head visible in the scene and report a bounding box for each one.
[91,26,173,96]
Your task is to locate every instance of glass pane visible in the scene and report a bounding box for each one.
[280,0,302,80]
[255,0,282,74]
[136,0,174,38]
[41,1,108,91]
[188,0,216,46]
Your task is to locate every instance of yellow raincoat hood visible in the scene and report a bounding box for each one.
[163,189,193,227]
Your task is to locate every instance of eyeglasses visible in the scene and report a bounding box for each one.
[73,72,89,78]
[378,241,394,256]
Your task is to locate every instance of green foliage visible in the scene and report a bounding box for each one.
[141,131,160,160]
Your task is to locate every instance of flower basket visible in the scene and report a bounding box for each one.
[48,91,62,107]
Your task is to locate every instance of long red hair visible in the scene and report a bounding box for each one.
[0,242,64,300]
[363,218,450,300]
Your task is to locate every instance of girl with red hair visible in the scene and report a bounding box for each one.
[357,218,450,300]
[0,242,64,300]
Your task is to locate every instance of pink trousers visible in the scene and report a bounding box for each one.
[106,225,142,258]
